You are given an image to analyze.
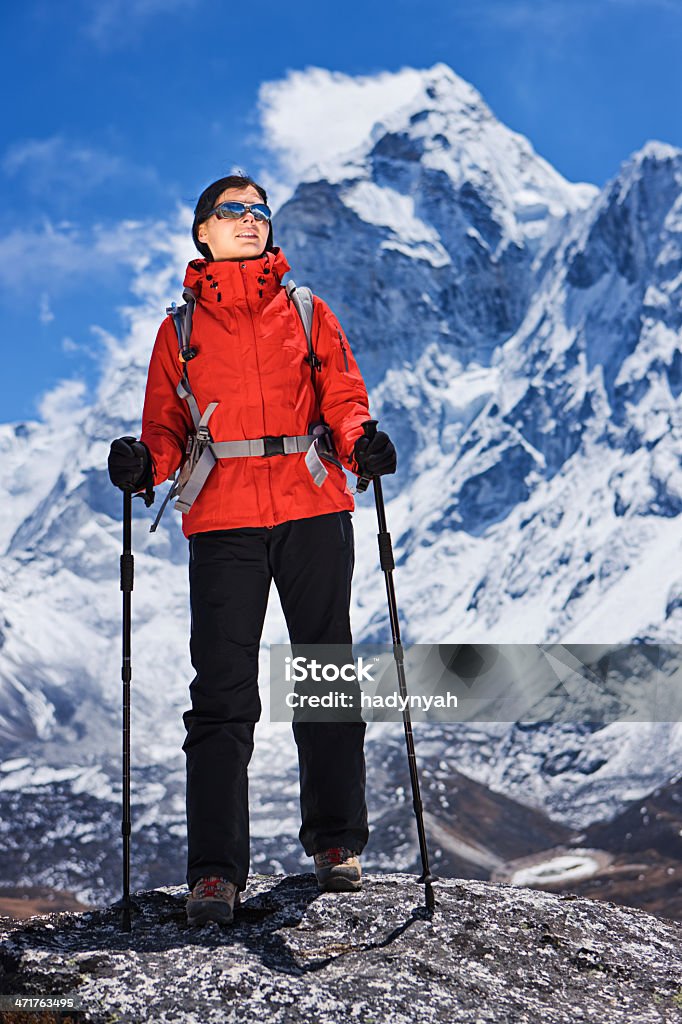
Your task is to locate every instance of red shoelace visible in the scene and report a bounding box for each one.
[192,876,235,899]
[315,846,355,867]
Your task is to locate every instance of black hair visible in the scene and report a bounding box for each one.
[192,173,274,259]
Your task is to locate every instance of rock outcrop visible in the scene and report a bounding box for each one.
[2,873,682,1023]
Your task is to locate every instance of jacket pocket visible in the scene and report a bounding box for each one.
[336,329,350,372]
[338,509,353,545]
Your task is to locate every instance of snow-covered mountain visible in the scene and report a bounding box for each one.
[276,63,596,379]
[1,63,681,905]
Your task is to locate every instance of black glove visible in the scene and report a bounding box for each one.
[353,430,397,477]
[108,436,153,491]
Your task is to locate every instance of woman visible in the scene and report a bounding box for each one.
[108,174,396,927]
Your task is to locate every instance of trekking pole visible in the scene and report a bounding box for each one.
[357,419,437,914]
[119,488,134,932]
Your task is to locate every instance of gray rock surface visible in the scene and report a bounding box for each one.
[2,873,682,1023]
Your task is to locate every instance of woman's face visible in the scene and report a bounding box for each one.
[197,184,270,261]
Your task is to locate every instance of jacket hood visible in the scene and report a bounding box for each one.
[183,245,292,305]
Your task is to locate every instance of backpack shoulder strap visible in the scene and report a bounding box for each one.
[166,286,198,364]
[165,288,203,431]
[285,280,321,388]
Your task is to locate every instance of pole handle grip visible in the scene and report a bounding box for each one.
[120,552,134,593]
[378,530,394,571]
[355,419,379,493]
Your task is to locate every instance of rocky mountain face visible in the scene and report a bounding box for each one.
[0,63,680,918]
[276,63,596,380]
[2,874,682,1024]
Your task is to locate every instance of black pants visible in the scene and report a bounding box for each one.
[182,510,369,892]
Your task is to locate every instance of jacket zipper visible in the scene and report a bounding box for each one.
[240,263,276,526]
[337,329,349,371]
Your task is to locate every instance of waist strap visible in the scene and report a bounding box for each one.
[172,430,334,515]
[212,434,315,458]
[150,382,341,532]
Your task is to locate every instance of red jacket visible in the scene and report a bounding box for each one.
[140,246,371,537]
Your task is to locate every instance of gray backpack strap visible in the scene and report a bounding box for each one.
[177,376,203,431]
[149,292,211,532]
[285,280,313,341]
[173,445,217,514]
[171,401,219,514]
[167,288,198,363]
[285,280,320,384]
[180,287,197,345]
[285,280,341,486]
[149,401,219,532]
[167,288,201,423]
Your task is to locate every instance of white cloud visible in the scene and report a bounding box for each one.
[22,208,197,426]
[0,209,193,293]
[37,378,88,425]
[39,293,54,325]
[61,336,102,359]
[1,134,162,197]
[0,222,87,290]
[81,0,201,47]
[257,66,427,186]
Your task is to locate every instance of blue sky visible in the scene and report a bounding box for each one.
[3,0,681,423]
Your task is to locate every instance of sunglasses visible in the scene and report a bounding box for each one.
[206,201,272,224]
